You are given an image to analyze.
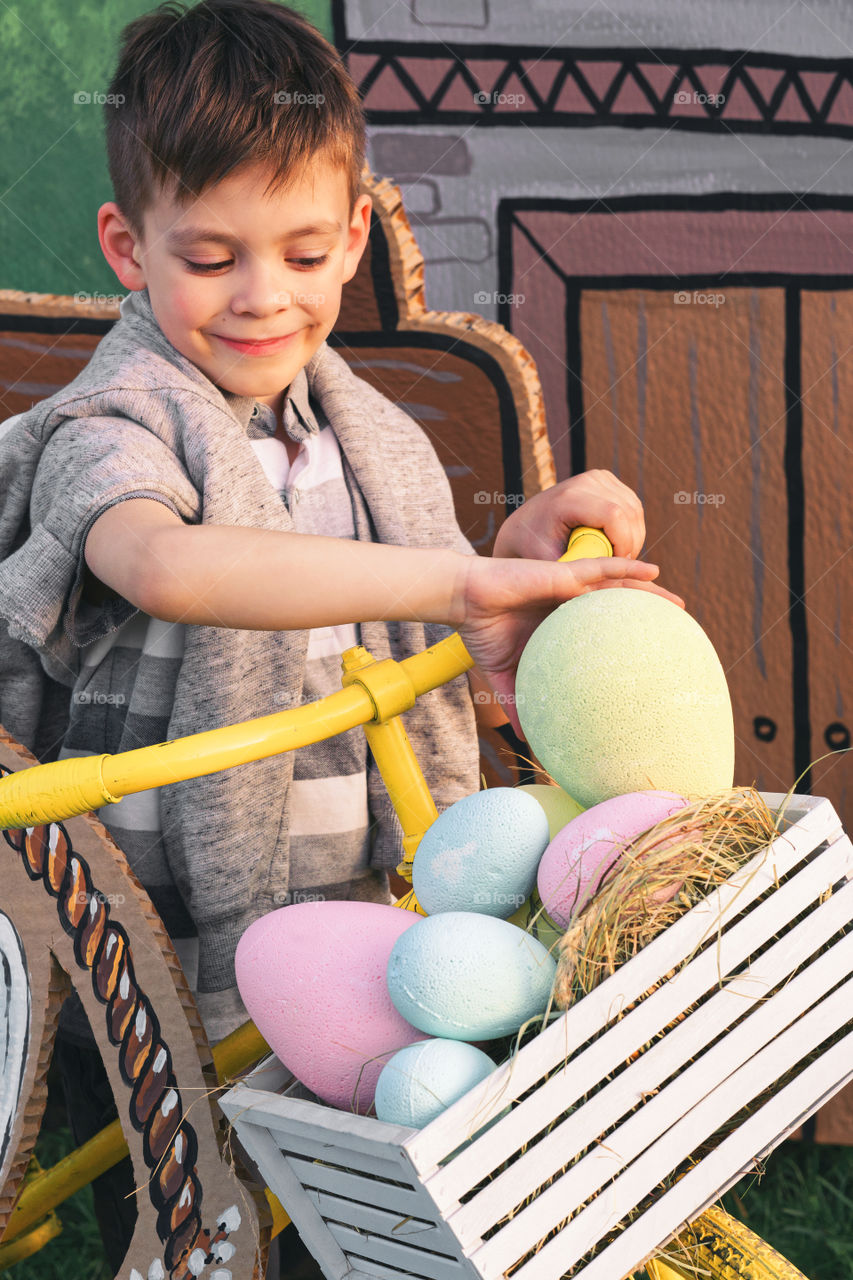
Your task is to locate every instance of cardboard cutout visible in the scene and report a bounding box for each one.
[0,731,265,1279]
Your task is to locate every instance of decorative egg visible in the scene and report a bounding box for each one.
[516,783,584,837]
[387,912,557,1040]
[235,901,426,1113]
[516,591,734,808]
[507,889,564,954]
[375,1038,497,1128]
[504,788,584,952]
[537,790,689,928]
[412,788,550,918]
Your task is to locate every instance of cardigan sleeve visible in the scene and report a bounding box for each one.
[0,416,202,684]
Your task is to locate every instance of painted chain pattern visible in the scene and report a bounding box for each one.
[1,764,242,1278]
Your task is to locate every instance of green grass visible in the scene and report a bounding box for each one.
[4,1126,110,1280]
[719,1142,853,1279]
[5,1125,853,1278]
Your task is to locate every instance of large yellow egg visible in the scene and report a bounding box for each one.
[516,591,734,809]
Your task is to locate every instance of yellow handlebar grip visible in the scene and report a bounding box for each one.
[559,525,614,563]
[0,754,121,828]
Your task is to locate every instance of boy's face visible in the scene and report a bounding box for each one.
[98,157,371,404]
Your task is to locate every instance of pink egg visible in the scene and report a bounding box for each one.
[235,901,427,1112]
[537,791,689,928]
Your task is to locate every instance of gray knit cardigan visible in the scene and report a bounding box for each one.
[0,289,481,991]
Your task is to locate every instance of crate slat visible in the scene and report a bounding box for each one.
[630,1058,853,1276]
[305,1188,455,1252]
[222,1089,418,1183]
[448,868,853,1244]
[426,831,853,1210]
[227,1122,352,1280]
[405,797,842,1174]
[344,1260,447,1280]
[325,1222,471,1280]
[462,925,853,1268]
[499,974,853,1280]
[223,1087,415,1159]
[571,1029,853,1280]
[249,1057,295,1094]
[753,794,828,822]
[288,1155,438,1219]
[269,1134,416,1186]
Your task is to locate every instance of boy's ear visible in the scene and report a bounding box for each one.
[97,201,147,291]
[341,193,372,285]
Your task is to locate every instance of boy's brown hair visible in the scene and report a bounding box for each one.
[104,0,366,239]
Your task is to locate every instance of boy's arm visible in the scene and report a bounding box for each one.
[86,497,464,628]
[85,497,680,735]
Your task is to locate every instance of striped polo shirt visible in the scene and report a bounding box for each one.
[246,371,373,898]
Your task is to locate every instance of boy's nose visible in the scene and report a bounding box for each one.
[231,274,293,315]
[233,296,291,316]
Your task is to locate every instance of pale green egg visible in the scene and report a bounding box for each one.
[516,782,584,837]
[516,592,734,809]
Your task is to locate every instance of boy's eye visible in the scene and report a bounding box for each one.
[184,259,232,273]
[182,254,329,274]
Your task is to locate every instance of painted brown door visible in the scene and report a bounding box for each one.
[504,197,853,830]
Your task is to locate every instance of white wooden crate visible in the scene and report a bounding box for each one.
[219,793,853,1280]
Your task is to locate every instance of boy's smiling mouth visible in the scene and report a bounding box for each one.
[211,331,300,355]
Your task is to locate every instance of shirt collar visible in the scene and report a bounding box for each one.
[228,363,320,440]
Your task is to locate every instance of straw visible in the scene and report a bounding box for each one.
[554,786,779,1010]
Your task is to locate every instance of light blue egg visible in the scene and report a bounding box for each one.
[375,1038,497,1128]
[386,912,557,1040]
[412,788,550,918]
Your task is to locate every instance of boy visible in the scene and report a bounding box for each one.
[0,0,680,1270]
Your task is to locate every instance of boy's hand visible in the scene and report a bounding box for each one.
[454,551,684,738]
[493,470,646,562]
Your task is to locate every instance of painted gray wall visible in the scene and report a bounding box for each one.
[346,0,853,55]
[352,0,853,318]
[367,127,853,320]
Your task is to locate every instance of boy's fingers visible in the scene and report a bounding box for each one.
[601,578,686,607]
[564,557,685,607]
[580,474,646,557]
[570,555,658,580]
[558,494,644,560]
[601,498,645,560]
